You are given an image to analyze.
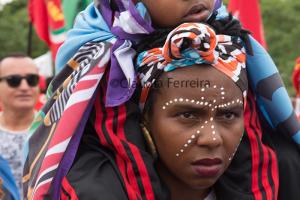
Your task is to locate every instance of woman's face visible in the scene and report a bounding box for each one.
[145,65,244,190]
[141,0,214,28]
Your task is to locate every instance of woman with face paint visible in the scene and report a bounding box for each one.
[136,23,248,200]
[24,0,300,199]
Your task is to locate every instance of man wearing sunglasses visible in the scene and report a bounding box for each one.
[0,53,40,198]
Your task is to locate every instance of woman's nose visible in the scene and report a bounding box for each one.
[196,122,223,148]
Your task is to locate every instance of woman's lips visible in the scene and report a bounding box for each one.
[182,4,210,22]
[192,158,223,178]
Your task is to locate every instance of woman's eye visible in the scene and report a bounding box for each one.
[221,112,236,120]
[179,112,197,120]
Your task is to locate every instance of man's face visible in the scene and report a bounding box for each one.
[0,57,39,112]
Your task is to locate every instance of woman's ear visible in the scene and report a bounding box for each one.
[142,112,150,128]
[140,122,158,159]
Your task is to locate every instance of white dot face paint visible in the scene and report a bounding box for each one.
[160,86,243,158]
[228,136,243,161]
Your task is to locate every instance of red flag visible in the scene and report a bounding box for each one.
[228,0,267,48]
[28,0,66,60]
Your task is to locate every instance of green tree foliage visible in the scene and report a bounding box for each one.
[1,0,300,94]
[0,0,48,59]
[224,0,300,95]
[261,0,300,95]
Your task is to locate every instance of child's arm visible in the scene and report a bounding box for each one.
[247,37,300,144]
[216,4,300,145]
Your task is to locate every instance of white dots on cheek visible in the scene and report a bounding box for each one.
[228,136,243,161]
[175,130,201,157]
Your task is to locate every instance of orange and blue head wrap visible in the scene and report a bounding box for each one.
[136,23,248,109]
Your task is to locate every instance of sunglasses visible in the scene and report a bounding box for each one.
[0,74,39,88]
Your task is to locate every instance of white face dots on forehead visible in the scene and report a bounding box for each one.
[161,85,243,159]
[162,85,242,111]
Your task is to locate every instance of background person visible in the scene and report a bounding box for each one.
[0,53,39,197]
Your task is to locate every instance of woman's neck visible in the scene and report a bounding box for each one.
[156,161,211,200]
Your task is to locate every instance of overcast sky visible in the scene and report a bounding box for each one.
[0,0,13,6]
[0,0,13,4]
[0,0,13,10]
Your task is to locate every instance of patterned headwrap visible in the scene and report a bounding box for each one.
[136,23,248,108]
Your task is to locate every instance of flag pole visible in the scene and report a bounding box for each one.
[27,22,33,57]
